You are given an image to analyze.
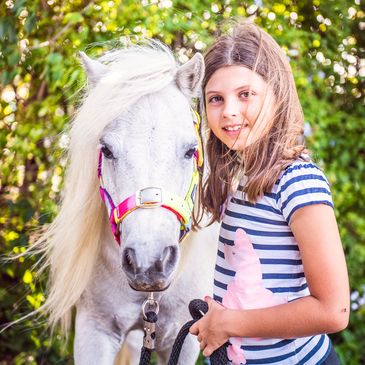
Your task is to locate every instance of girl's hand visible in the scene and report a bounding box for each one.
[189,296,230,357]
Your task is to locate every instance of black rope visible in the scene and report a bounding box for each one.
[139,345,153,365]
[167,299,230,365]
[138,299,230,365]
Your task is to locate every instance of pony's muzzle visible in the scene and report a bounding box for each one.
[122,245,178,291]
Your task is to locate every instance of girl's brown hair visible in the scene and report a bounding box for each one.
[198,21,307,225]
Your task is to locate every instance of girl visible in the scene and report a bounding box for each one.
[190,21,349,364]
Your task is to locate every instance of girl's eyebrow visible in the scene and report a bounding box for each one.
[205,85,253,96]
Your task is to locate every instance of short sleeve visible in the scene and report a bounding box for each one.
[276,162,334,224]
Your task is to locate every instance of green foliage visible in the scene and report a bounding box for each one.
[1,0,364,364]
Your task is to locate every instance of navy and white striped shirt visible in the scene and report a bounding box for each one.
[214,160,334,364]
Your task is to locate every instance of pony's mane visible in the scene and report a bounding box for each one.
[31,41,179,334]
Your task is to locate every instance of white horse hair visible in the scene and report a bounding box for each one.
[30,41,218,364]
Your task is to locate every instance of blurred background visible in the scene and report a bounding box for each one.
[0,0,364,364]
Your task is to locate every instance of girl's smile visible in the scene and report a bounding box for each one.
[205,65,275,150]
[222,122,249,136]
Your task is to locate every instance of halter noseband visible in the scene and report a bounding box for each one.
[98,110,203,245]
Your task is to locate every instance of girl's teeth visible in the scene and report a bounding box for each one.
[225,126,242,131]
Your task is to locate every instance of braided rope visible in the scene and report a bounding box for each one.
[167,299,230,365]
[138,346,153,365]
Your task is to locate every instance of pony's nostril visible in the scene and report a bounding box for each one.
[126,251,133,266]
[160,245,178,271]
[123,248,137,273]
[153,246,178,273]
[155,258,164,272]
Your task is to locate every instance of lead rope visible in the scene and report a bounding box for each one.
[167,299,230,365]
[138,296,230,365]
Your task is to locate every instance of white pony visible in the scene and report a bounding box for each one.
[32,42,218,365]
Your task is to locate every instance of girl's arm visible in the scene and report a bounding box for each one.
[190,204,350,357]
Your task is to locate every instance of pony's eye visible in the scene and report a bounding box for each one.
[184,147,197,160]
[101,145,114,159]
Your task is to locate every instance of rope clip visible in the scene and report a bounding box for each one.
[143,319,156,350]
[142,292,159,350]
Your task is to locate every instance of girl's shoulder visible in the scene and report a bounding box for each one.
[277,156,328,185]
[274,157,333,224]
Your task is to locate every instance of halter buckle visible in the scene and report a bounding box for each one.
[136,187,162,208]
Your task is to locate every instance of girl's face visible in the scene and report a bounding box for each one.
[205,65,275,151]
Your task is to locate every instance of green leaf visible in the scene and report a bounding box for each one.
[46,52,63,65]
[63,12,84,25]
[0,17,17,42]
[24,13,37,35]
[1,70,11,85]
[7,50,20,67]
[12,0,27,16]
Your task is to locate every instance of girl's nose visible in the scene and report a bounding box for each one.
[222,98,240,119]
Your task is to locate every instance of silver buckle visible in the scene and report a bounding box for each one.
[136,187,162,208]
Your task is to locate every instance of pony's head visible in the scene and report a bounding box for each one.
[79,43,204,291]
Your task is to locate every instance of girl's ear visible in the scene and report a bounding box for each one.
[175,53,205,98]
[79,51,108,88]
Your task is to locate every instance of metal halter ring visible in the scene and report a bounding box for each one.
[142,293,160,319]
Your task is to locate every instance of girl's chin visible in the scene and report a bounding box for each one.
[226,141,245,151]
[222,135,250,151]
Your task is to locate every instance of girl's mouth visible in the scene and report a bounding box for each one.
[222,123,248,135]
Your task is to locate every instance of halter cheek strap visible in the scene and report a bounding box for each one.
[98,180,120,241]
[98,110,203,245]
[192,110,203,168]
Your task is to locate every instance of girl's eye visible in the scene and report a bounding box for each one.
[208,95,222,103]
[101,145,114,159]
[184,147,197,160]
[240,90,254,98]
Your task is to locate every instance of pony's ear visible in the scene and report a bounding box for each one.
[175,53,205,98]
[79,51,108,87]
